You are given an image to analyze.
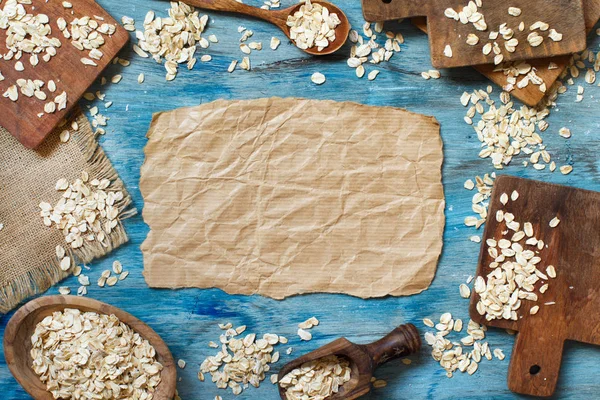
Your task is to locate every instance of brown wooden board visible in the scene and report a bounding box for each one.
[362,0,587,69]
[469,175,600,397]
[412,0,600,106]
[0,1,129,149]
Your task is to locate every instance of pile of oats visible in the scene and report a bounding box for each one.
[473,190,558,321]
[279,355,351,400]
[39,173,123,249]
[31,308,162,399]
[286,0,341,52]
[463,172,496,233]
[461,86,573,172]
[0,0,119,116]
[346,22,403,81]
[297,316,319,341]
[130,2,212,81]
[199,323,286,395]
[423,313,503,378]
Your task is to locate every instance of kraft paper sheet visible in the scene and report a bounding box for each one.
[140,98,444,299]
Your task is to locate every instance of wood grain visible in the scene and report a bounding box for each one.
[277,324,421,400]
[3,296,176,400]
[469,175,600,397]
[0,0,129,149]
[2,0,600,399]
[362,0,587,69]
[182,0,350,55]
[412,0,600,106]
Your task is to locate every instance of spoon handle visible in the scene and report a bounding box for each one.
[181,0,288,26]
[363,324,421,366]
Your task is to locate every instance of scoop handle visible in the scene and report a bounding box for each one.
[363,323,421,366]
[182,0,289,26]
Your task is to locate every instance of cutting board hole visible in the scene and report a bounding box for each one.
[381,0,392,3]
[529,365,541,375]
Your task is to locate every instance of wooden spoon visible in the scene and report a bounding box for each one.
[277,324,421,400]
[3,296,177,400]
[182,0,350,55]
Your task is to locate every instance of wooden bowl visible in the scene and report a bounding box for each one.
[3,295,177,400]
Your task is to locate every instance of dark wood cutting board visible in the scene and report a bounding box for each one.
[0,0,129,149]
[362,0,587,69]
[469,175,600,397]
[411,0,600,106]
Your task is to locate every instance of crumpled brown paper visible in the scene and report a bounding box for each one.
[140,98,445,299]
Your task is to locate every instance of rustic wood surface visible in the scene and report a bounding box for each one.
[362,0,587,68]
[469,176,600,397]
[413,0,600,106]
[277,324,421,400]
[0,0,129,149]
[3,296,176,400]
[2,0,600,398]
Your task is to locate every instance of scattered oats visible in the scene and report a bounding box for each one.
[58,286,70,295]
[368,70,380,81]
[298,317,320,329]
[530,305,540,315]
[559,127,571,138]
[508,7,522,16]
[500,193,508,205]
[31,309,162,398]
[546,265,556,278]
[470,235,481,243]
[201,55,212,62]
[421,71,431,80]
[240,56,251,71]
[178,359,186,369]
[311,72,326,85]
[81,58,98,66]
[549,217,560,228]
[464,179,475,190]
[493,349,505,360]
[270,374,278,384]
[279,355,351,399]
[60,257,71,272]
[466,34,479,45]
[511,190,519,201]
[459,284,471,298]
[373,379,387,388]
[111,75,122,84]
[298,328,312,341]
[560,165,573,175]
[444,44,453,58]
[270,37,281,50]
[423,318,434,328]
[548,29,563,42]
[228,60,238,73]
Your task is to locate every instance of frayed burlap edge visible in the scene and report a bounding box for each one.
[0,109,136,313]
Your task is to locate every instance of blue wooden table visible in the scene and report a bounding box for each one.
[3,1,600,398]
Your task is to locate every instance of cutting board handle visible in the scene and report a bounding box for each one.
[508,331,565,397]
[362,0,430,22]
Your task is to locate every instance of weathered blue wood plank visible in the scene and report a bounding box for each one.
[2,0,600,399]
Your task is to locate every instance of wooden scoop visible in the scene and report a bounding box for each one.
[277,324,421,400]
[3,296,177,400]
[182,0,350,55]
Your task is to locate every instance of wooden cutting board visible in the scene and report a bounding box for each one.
[469,175,600,397]
[362,0,587,69]
[412,0,600,106]
[0,0,129,149]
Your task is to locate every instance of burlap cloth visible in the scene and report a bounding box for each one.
[0,109,134,313]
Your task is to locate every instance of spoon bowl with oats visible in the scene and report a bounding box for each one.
[277,324,421,400]
[182,0,350,55]
[4,296,177,400]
